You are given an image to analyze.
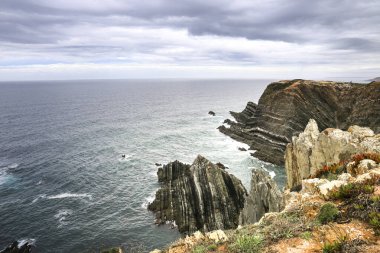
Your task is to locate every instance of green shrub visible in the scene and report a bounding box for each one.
[322,241,343,253]
[230,234,263,253]
[317,203,339,224]
[207,244,217,251]
[331,183,375,200]
[300,231,312,240]
[369,212,380,229]
[191,245,207,253]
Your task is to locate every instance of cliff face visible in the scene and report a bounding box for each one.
[219,80,380,165]
[153,126,380,253]
[148,155,247,234]
[285,119,380,189]
[239,168,284,224]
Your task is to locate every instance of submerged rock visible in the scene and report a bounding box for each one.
[285,119,380,189]
[148,155,247,233]
[239,168,284,224]
[219,80,380,165]
[208,111,216,116]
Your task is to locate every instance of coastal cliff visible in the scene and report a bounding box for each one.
[148,155,247,234]
[285,119,380,189]
[153,124,380,253]
[219,80,380,165]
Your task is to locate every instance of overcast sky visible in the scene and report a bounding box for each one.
[0,0,379,80]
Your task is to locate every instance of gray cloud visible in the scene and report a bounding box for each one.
[0,0,379,77]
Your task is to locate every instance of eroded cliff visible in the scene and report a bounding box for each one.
[219,80,380,165]
[285,119,380,189]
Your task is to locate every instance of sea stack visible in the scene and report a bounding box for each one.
[148,155,247,234]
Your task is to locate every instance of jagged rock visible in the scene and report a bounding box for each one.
[148,155,247,234]
[239,168,284,224]
[208,111,216,116]
[285,119,380,189]
[219,80,380,165]
[206,230,228,243]
[238,147,247,151]
[155,163,162,167]
[0,241,33,253]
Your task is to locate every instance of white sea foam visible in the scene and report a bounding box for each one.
[32,193,92,204]
[32,194,47,204]
[54,209,73,228]
[17,238,36,248]
[7,163,19,169]
[47,193,92,200]
[141,192,156,209]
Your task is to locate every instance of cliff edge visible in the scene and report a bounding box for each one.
[219,80,380,165]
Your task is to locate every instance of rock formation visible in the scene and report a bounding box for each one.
[0,241,33,253]
[285,119,380,189]
[153,132,380,253]
[148,155,247,234]
[239,168,284,224]
[219,80,380,165]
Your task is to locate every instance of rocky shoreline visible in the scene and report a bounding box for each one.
[147,79,380,253]
[218,79,380,165]
[151,122,380,253]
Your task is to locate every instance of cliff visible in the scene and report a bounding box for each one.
[239,168,284,224]
[285,119,380,189]
[148,155,247,234]
[219,80,380,165]
[152,125,380,253]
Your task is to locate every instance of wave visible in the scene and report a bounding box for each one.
[7,163,19,169]
[54,209,73,228]
[47,193,92,200]
[141,192,156,209]
[17,238,36,248]
[32,193,92,204]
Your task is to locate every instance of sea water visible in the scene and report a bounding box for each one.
[0,79,285,252]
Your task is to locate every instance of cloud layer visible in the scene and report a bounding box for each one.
[0,0,379,80]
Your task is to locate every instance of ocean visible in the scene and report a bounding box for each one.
[0,79,285,253]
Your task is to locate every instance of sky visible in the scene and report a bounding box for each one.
[0,0,379,81]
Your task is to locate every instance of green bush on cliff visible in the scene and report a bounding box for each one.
[317,203,339,224]
[191,244,207,253]
[230,234,263,253]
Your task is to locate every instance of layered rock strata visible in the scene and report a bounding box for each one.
[219,80,380,165]
[239,168,284,224]
[285,119,380,189]
[148,155,247,233]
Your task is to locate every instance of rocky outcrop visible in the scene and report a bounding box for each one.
[239,168,284,224]
[219,80,380,165]
[285,119,380,189]
[0,241,33,253]
[148,155,247,234]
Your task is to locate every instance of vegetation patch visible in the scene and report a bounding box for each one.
[330,183,375,200]
[229,234,263,253]
[322,236,347,253]
[317,203,339,224]
[351,152,380,166]
[314,161,347,179]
